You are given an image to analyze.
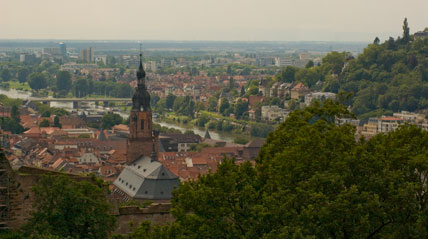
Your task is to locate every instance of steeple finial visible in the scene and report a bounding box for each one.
[139,43,143,65]
[136,44,145,80]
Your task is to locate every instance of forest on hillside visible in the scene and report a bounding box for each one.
[275,19,428,118]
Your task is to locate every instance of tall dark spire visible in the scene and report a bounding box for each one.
[132,46,151,112]
[136,53,146,83]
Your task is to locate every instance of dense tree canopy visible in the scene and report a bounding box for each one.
[17,67,29,84]
[273,20,428,118]
[0,117,24,134]
[101,113,123,129]
[56,71,72,95]
[28,72,47,90]
[25,175,116,239]
[122,100,428,238]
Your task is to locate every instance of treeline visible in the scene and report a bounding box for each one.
[72,78,133,98]
[274,19,428,118]
[0,61,133,98]
[0,95,24,134]
[195,112,274,138]
[117,100,428,238]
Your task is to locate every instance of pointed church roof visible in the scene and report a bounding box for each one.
[158,139,166,152]
[98,129,107,141]
[204,130,211,139]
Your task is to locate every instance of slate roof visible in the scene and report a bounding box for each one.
[113,155,179,200]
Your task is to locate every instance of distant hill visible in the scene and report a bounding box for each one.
[276,20,428,118]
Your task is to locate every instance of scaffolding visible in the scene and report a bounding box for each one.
[0,157,10,230]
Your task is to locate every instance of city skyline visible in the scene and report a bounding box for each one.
[1,0,427,42]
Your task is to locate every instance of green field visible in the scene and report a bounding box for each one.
[8,81,31,91]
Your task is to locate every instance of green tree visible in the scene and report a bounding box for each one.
[139,101,428,238]
[229,77,235,89]
[226,65,233,75]
[277,66,298,83]
[39,119,50,127]
[73,78,88,97]
[28,72,47,90]
[53,116,61,128]
[56,71,72,94]
[0,117,24,134]
[1,69,11,82]
[11,105,20,122]
[402,17,410,44]
[373,36,380,45]
[240,86,245,96]
[101,113,123,129]
[219,98,230,115]
[207,96,218,112]
[18,68,30,84]
[25,175,116,239]
[234,99,248,119]
[305,60,314,68]
[165,94,176,109]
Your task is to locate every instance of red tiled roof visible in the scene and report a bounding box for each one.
[380,117,403,121]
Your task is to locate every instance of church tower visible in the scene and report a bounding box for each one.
[126,53,158,165]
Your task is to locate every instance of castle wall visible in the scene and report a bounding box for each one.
[114,203,174,234]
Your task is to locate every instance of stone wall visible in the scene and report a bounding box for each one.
[114,203,174,234]
[7,166,92,229]
[1,158,174,233]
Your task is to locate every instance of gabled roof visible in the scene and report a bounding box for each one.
[245,139,266,148]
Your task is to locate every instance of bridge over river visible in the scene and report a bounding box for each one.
[29,97,132,108]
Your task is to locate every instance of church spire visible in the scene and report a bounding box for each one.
[136,45,146,83]
[132,45,151,112]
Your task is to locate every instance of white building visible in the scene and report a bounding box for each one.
[78,152,100,165]
[305,92,336,106]
[393,111,425,123]
[261,106,290,122]
[275,57,294,67]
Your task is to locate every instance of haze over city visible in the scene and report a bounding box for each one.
[2,0,428,41]
[3,0,428,238]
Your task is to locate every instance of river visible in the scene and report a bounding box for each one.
[0,88,235,142]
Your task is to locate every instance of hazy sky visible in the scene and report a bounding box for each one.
[1,0,427,41]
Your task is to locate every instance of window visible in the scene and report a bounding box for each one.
[143,169,146,172]
[133,187,136,191]
[141,119,144,130]
[145,191,148,194]
[138,166,141,169]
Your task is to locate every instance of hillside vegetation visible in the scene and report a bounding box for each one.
[276,19,428,118]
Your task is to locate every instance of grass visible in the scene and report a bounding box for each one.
[8,81,31,91]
